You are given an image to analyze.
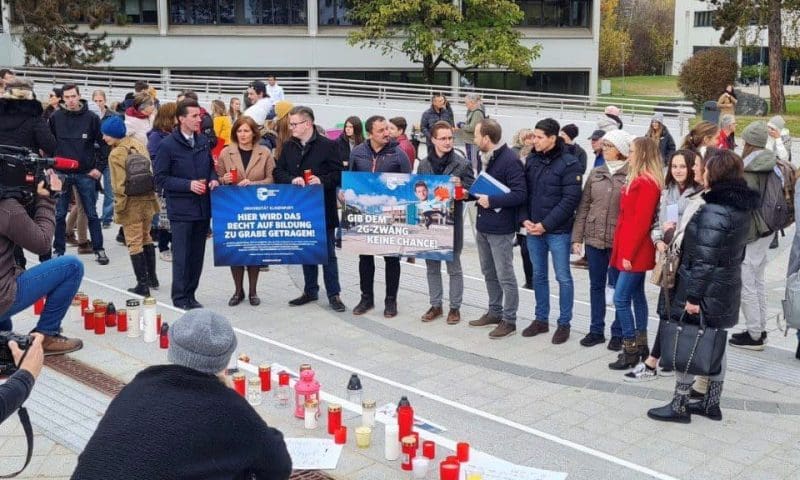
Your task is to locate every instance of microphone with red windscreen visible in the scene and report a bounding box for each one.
[51,157,80,170]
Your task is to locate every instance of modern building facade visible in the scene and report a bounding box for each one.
[0,0,600,95]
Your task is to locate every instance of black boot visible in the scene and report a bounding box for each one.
[128,252,150,296]
[687,380,723,421]
[142,244,159,290]
[635,330,649,362]
[647,381,692,423]
[384,296,398,318]
[608,339,639,370]
[116,227,126,245]
[352,294,374,315]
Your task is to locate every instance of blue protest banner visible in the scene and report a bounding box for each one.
[211,185,327,266]
[341,172,455,261]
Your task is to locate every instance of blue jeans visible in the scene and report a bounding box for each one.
[585,245,621,337]
[303,228,341,299]
[0,256,83,335]
[54,174,103,254]
[613,271,648,339]
[101,167,114,225]
[528,233,573,327]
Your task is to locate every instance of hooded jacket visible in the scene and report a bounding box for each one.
[49,99,106,174]
[349,139,411,174]
[0,98,56,156]
[521,138,583,235]
[108,136,159,225]
[742,148,778,240]
[124,106,153,146]
[670,180,759,329]
[572,163,628,250]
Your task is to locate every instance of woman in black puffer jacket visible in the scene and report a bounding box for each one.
[648,149,758,424]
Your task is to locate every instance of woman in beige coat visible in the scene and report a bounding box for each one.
[717,85,737,117]
[216,116,276,306]
[102,116,160,296]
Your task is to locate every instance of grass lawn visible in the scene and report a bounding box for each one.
[602,75,682,97]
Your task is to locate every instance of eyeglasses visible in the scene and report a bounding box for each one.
[289,120,308,128]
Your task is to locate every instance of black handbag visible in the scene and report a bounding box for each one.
[659,310,727,376]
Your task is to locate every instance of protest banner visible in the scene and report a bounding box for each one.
[211,185,327,266]
[341,172,455,261]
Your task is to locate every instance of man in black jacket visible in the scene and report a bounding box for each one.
[50,84,109,264]
[274,106,346,312]
[71,309,292,479]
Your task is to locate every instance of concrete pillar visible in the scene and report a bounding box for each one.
[158,0,168,36]
[308,68,318,96]
[589,0,601,99]
[307,0,318,36]
[161,67,171,97]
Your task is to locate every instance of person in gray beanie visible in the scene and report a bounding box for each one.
[766,115,792,163]
[72,309,292,480]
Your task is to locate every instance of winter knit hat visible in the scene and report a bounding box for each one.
[742,121,769,149]
[560,123,579,141]
[101,115,126,139]
[274,100,293,121]
[768,115,786,131]
[604,105,621,117]
[596,114,619,133]
[168,309,237,375]
[602,129,633,158]
[651,112,664,125]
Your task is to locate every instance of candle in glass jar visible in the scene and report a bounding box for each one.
[334,426,347,444]
[78,294,89,314]
[355,426,371,449]
[117,309,128,332]
[247,377,262,406]
[83,306,95,331]
[232,372,246,397]
[401,435,417,471]
[126,299,141,337]
[327,404,342,435]
[70,299,82,323]
[361,399,376,427]
[93,311,105,335]
[258,364,271,392]
[384,424,400,461]
[422,440,435,459]
[142,297,157,343]
[105,302,117,327]
[156,313,162,334]
[159,323,169,349]
[304,400,319,429]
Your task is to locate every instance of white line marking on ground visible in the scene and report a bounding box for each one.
[82,275,679,479]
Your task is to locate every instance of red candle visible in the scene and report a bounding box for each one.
[159,323,169,349]
[233,372,246,397]
[93,312,105,335]
[105,303,117,328]
[79,295,89,314]
[334,426,347,445]
[258,364,271,392]
[422,440,436,459]
[327,404,342,435]
[401,435,417,471]
[278,371,290,387]
[117,310,128,332]
[456,442,470,463]
[303,169,313,184]
[439,460,460,480]
[156,314,162,334]
[84,307,95,330]
[33,297,45,315]
[397,403,414,441]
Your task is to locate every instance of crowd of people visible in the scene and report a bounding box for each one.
[0,68,798,434]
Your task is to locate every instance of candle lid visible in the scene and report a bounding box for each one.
[143,297,157,305]
[397,395,410,408]
[299,363,312,372]
[328,403,342,412]
[304,399,319,408]
[126,299,140,307]
[347,373,362,391]
[362,399,376,409]
[106,302,116,313]
[160,323,169,335]
[258,363,271,371]
[232,372,245,380]
[401,435,417,447]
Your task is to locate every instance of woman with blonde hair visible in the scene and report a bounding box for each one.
[608,136,664,370]
[216,116,276,306]
[211,99,232,147]
[228,97,242,123]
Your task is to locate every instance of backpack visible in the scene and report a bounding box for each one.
[124,148,155,196]
[783,271,800,330]
[758,159,795,233]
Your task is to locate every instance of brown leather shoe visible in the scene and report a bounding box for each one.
[41,334,83,356]
[77,242,93,254]
[421,306,443,322]
[552,325,571,344]
[446,308,461,325]
[488,321,516,339]
[65,233,79,246]
[521,320,549,337]
[468,313,501,328]
[570,256,589,269]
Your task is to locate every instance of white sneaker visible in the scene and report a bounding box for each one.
[623,362,658,382]
[159,250,172,262]
[605,287,615,306]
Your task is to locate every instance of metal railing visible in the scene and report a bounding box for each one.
[13,66,695,121]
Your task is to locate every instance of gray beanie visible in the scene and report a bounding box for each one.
[768,115,786,131]
[651,112,664,125]
[741,121,769,149]
[168,309,237,375]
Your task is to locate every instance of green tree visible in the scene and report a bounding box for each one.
[8,0,131,67]
[625,0,675,75]
[678,48,738,107]
[599,0,632,77]
[346,0,540,85]
[704,0,800,114]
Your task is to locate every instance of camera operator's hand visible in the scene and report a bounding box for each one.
[11,333,44,380]
[37,171,62,197]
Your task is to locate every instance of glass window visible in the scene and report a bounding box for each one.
[516,0,591,27]
[693,11,714,27]
[319,70,450,86]
[464,70,589,95]
[318,0,354,26]
[170,0,306,25]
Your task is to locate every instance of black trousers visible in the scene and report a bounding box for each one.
[170,219,210,306]
[359,255,400,299]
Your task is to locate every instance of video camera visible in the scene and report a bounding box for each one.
[0,331,33,376]
[0,145,79,205]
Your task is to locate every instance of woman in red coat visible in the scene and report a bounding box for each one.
[608,137,663,370]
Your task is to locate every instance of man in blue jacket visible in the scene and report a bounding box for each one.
[154,99,219,310]
[50,83,109,264]
[520,118,583,345]
[467,119,527,339]
[349,115,411,318]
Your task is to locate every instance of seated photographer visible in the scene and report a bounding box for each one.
[0,333,44,424]
[0,171,84,355]
[72,309,292,479]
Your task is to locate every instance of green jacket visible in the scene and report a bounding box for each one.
[459,107,485,145]
[742,149,777,242]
